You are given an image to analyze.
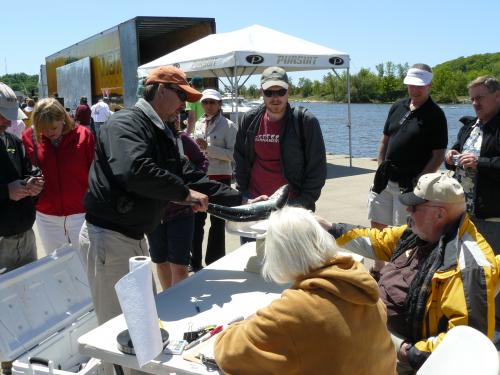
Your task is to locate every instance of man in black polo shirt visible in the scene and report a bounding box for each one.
[368,64,448,277]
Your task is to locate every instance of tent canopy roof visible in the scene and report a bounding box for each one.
[138,24,350,78]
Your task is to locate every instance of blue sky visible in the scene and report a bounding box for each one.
[1,0,498,84]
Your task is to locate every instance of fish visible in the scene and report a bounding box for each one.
[207,185,290,222]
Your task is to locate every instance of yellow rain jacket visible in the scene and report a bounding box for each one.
[330,214,500,369]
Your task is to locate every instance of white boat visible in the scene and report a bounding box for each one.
[221,96,254,114]
[221,95,256,122]
[247,96,264,107]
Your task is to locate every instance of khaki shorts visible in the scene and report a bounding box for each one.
[368,181,409,226]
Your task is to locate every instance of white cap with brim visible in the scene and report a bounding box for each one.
[0,82,26,121]
[200,89,222,102]
[403,68,433,86]
[399,172,464,206]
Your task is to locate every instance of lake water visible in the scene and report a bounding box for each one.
[295,102,476,159]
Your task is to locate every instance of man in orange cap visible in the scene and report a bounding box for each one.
[80,66,240,325]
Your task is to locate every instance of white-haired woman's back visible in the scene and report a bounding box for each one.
[215,206,396,374]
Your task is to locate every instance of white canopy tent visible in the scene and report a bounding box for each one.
[138,24,353,165]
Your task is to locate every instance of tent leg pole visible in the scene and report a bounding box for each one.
[346,68,352,167]
[234,62,239,124]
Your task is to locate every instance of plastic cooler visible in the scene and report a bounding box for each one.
[0,245,103,375]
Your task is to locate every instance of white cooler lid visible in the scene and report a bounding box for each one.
[0,245,93,361]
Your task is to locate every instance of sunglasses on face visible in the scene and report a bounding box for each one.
[263,88,287,98]
[202,99,219,105]
[166,85,188,102]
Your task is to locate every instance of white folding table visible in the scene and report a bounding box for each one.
[77,242,285,375]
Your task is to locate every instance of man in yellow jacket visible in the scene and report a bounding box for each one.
[317,172,500,372]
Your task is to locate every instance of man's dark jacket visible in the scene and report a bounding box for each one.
[446,111,500,219]
[85,103,240,239]
[234,104,326,211]
[0,132,40,236]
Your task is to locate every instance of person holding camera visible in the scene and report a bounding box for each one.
[445,76,500,252]
[445,75,500,347]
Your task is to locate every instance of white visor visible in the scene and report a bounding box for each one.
[404,68,433,86]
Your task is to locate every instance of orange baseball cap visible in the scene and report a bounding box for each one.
[145,66,202,102]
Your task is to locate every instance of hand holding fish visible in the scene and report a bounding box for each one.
[186,189,208,212]
[245,195,269,204]
[314,214,333,231]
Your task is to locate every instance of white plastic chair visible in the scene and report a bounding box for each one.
[417,325,499,375]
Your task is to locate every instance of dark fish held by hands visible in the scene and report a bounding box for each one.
[207,185,289,222]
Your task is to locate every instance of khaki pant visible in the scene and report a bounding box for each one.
[79,221,150,325]
[79,222,153,375]
[0,229,36,274]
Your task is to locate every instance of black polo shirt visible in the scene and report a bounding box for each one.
[384,97,447,179]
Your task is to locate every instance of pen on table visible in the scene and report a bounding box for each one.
[184,325,223,350]
[226,316,244,326]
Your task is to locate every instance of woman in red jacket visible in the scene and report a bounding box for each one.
[22,98,95,252]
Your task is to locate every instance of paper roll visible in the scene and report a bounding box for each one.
[129,256,150,272]
[115,256,163,367]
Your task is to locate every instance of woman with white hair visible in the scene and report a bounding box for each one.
[214,206,396,374]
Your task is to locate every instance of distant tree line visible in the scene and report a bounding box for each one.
[2,53,498,104]
[239,52,500,104]
[0,73,39,97]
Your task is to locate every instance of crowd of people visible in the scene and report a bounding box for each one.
[0,62,499,374]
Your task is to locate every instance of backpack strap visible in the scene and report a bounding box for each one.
[292,106,306,153]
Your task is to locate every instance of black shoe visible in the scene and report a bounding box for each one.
[188,264,202,273]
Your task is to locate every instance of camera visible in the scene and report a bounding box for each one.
[452,154,461,166]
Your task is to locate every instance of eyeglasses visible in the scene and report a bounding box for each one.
[263,88,287,98]
[165,85,188,102]
[409,204,443,213]
[201,99,219,105]
[469,92,493,104]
